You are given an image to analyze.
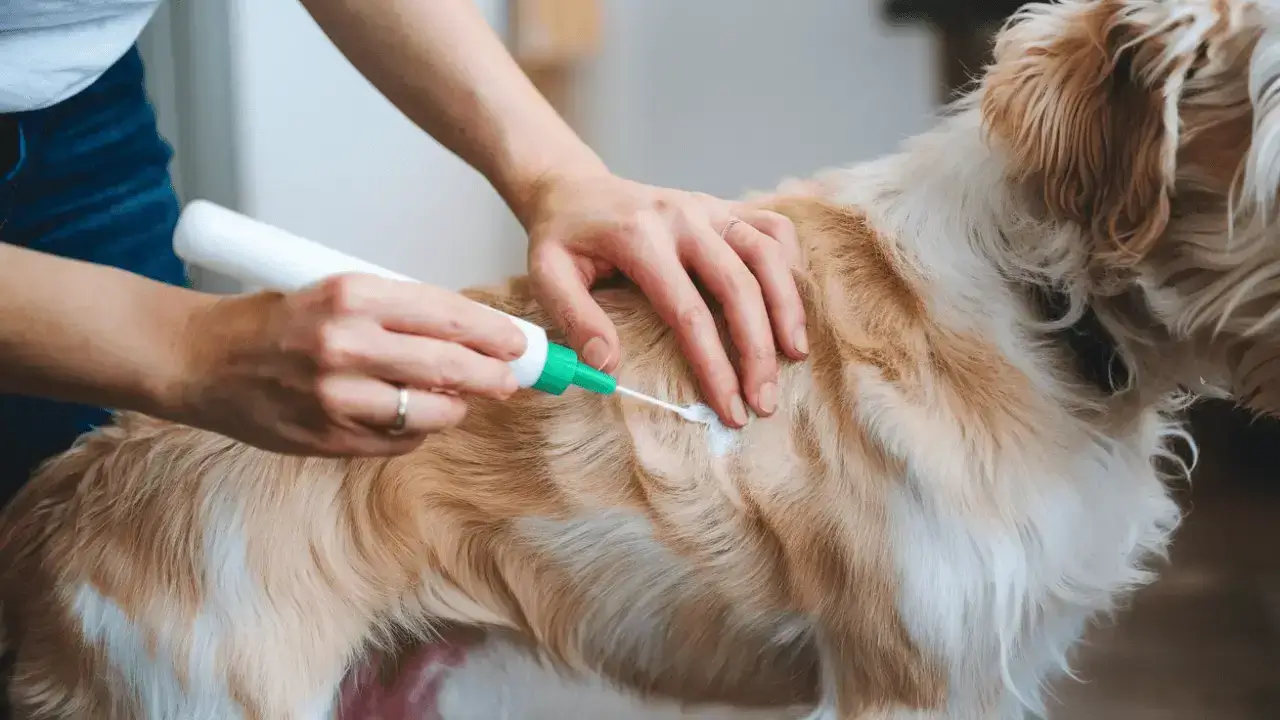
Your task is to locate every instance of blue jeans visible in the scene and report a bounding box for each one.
[0,47,188,507]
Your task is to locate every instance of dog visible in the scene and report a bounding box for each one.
[4,0,1280,717]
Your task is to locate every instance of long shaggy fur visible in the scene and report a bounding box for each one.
[4,1,1280,718]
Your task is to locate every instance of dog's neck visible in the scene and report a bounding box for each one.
[813,105,1135,398]
[1028,284,1129,395]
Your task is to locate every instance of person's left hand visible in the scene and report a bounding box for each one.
[521,170,808,429]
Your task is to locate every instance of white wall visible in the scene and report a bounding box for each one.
[577,0,936,197]
[141,0,935,294]
[229,0,525,292]
[143,0,524,293]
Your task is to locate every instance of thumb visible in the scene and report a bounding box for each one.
[529,244,621,372]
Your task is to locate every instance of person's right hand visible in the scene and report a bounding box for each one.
[520,171,807,429]
[174,273,527,456]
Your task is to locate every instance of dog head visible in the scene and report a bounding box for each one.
[980,0,1280,411]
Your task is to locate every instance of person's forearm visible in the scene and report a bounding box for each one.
[298,0,608,225]
[0,244,208,417]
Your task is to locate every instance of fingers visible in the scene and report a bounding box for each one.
[313,317,519,400]
[619,217,748,428]
[318,373,469,437]
[681,222,779,419]
[528,242,620,371]
[383,286,529,362]
[738,208,803,272]
[316,274,528,362]
[724,210,809,361]
[366,332,520,400]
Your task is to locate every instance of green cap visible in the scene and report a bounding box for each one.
[532,342,618,395]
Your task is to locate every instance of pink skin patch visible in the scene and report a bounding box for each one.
[337,640,471,720]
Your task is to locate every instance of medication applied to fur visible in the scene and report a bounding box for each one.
[614,386,740,456]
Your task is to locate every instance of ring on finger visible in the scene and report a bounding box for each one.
[720,217,743,240]
[388,386,410,435]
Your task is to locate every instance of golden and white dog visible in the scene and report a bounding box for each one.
[4,0,1280,717]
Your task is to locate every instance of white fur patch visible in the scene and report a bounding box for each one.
[199,498,344,719]
[73,584,244,720]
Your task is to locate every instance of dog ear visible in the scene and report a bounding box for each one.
[980,0,1201,266]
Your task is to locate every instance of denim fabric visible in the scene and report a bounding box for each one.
[0,46,188,507]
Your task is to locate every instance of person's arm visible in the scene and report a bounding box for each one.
[296,0,603,225]
[0,244,525,456]
[0,243,203,418]
[300,0,810,428]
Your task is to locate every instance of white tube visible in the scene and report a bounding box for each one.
[172,199,550,389]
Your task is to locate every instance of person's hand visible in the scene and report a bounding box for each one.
[173,273,526,456]
[522,170,808,428]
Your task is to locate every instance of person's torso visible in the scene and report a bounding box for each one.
[0,1,164,114]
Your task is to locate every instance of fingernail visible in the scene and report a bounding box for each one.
[794,325,809,355]
[503,372,520,396]
[758,382,777,415]
[730,395,748,427]
[582,336,611,369]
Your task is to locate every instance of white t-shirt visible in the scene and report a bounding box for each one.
[0,1,165,113]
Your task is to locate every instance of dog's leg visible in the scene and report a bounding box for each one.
[798,631,843,720]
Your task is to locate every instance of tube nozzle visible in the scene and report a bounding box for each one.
[532,343,618,395]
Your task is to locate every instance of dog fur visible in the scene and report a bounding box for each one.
[5,1,1280,717]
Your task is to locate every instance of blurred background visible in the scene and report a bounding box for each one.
[137,0,936,294]
[136,1,1279,717]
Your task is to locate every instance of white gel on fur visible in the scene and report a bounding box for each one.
[614,388,740,457]
[679,403,740,457]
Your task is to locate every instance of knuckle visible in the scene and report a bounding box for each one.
[313,378,347,420]
[676,303,709,333]
[438,310,469,339]
[527,245,557,279]
[557,305,583,336]
[747,340,775,364]
[320,273,372,316]
[756,211,795,237]
[434,397,469,427]
[724,266,763,301]
[677,205,705,230]
[447,397,469,422]
[495,371,519,399]
[428,352,465,388]
[705,370,738,401]
[615,215,648,244]
[314,322,359,370]
[725,222,756,251]
[752,243,789,276]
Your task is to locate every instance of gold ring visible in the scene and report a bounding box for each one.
[389,386,410,435]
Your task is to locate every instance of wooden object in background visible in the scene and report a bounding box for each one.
[511,0,601,66]
[510,0,601,130]
[883,0,1026,102]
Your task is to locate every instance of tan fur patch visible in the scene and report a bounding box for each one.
[982,0,1174,266]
